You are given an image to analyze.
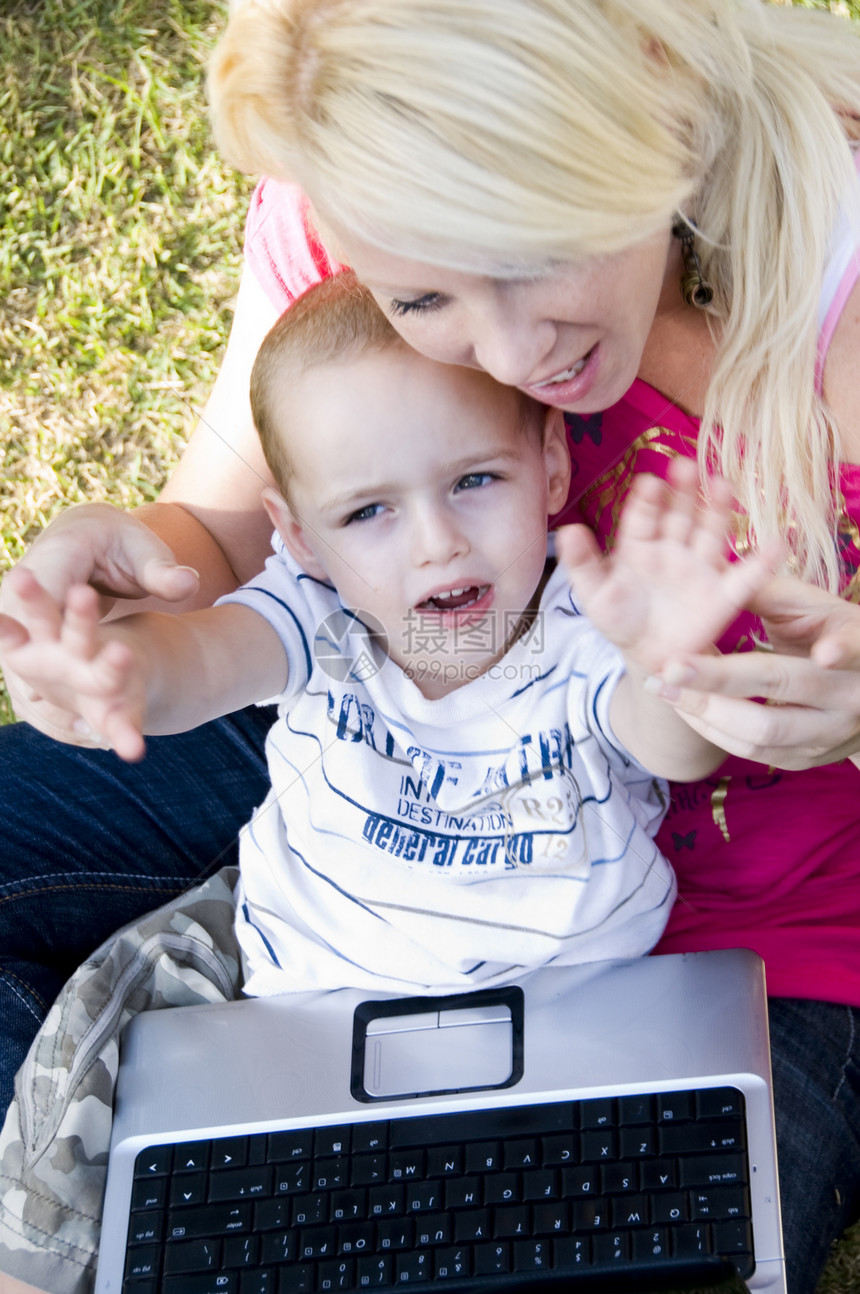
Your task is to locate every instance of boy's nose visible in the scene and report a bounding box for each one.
[410,506,469,566]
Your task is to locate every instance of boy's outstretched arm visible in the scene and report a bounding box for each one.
[556,459,781,781]
[0,567,287,762]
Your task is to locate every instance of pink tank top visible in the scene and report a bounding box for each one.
[244,175,860,1006]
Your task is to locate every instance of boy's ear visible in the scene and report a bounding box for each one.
[543,408,572,515]
[262,487,330,581]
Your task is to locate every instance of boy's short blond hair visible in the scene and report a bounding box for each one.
[251,271,543,501]
[251,272,406,499]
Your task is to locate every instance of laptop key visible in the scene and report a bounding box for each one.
[162,1276,239,1294]
[167,1202,253,1240]
[171,1173,208,1208]
[698,1088,744,1120]
[395,1250,432,1282]
[134,1145,172,1178]
[268,1131,314,1163]
[472,1241,510,1275]
[174,1143,211,1174]
[240,1271,276,1294]
[678,1152,747,1188]
[433,1246,470,1279]
[592,1231,630,1263]
[277,1263,314,1293]
[163,1238,222,1274]
[132,1175,168,1211]
[714,1218,754,1255]
[554,1235,591,1268]
[632,1228,670,1262]
[125,1244,160,1279]
[211,1137,250,1170]
[209,1165,274,1202]
[318,1257,354,1289]
[356,1254,393,1286]
[512,1238,550,1271]
[225,1235,261,1267]
[128,1212,164,1244]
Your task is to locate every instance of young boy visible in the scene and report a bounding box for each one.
[0,273,773,999]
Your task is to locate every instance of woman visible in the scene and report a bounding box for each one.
[3,1,860,1290]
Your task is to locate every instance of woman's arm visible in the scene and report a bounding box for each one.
[152,266,282,598]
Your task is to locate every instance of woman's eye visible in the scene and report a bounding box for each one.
[455,472,496,492]
[345,502,385,524]
[389,293,443,318]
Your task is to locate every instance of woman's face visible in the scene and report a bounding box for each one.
[336,226,680,414]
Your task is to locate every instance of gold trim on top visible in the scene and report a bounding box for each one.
[710,776,732,843]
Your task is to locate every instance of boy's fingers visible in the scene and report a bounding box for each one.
[1,567,63,642]
[555,524,603,577]
[83,639,137,699]
[0,613,31,650]
[60,584,104,659]
[614,474,666,544]
[658,481,696,546]
[717,551,779,614]
[102,715,146,763]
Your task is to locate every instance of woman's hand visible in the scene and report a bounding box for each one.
[0,503,197,740]
[650,576,860,769]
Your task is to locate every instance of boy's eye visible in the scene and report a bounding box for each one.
[455,472,496,491]
[389,293,443,318]
[345,502,385,524]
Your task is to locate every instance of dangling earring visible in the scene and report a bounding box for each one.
[672,216,714,309]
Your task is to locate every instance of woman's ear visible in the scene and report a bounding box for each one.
[543,408,572,514]
[262,487,330,581]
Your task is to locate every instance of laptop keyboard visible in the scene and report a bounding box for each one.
[121,1086,754,1293]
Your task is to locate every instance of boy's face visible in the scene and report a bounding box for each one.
[266,347,570,698]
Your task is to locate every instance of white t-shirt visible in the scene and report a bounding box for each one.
[221,539,673,997]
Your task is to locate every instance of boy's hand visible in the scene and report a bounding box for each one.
[556,459,781,677]
[0,568,147,762]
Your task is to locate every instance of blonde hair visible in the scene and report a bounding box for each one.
[212,0,860,588]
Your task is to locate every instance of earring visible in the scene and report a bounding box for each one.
[672,216,714,309]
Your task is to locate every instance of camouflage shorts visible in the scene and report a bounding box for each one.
[0,865,242,1294]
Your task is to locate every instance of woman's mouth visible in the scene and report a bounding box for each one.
[523,345,599,407]
[534,353,592,387]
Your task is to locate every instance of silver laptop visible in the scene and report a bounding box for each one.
[95,948,785,1294]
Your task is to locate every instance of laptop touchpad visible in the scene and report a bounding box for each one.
[352,989,524,1101]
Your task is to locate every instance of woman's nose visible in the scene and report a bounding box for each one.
[471,308,556,387]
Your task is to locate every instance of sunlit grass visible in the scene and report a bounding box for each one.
[0,0,252,721]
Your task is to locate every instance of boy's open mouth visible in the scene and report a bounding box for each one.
[416,584,490,613]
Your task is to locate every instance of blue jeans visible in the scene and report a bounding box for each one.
[1,710,858,1293]
[0,707,274,1114]
[768,998,860,1293]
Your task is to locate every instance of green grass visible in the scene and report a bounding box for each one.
[1,1,860,1284]
[0,0,252,723]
